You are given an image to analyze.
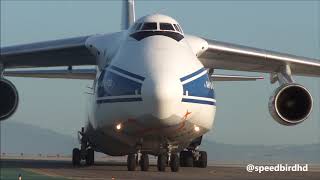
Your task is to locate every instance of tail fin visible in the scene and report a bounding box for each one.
[121,0,136,30]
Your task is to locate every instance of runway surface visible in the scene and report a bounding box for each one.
[1,158,320,180]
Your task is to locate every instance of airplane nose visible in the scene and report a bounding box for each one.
[141,76,183,121]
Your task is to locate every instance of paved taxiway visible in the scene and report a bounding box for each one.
[1,158,320,180]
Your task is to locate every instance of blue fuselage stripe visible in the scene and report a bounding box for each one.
[182,98,216,106]
[180,68,206,82]
[110,66,145,81]
[97,97,142,104]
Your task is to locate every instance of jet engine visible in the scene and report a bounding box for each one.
[269,83,313,126]
[0,79,19,121]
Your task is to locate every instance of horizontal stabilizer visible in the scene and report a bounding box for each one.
[4,68,96,80]
[210,74,264,81]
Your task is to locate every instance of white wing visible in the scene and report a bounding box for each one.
[210,74,264,81]
[198,38,320,78]
[4,69,96,80]
[0,36,96,69]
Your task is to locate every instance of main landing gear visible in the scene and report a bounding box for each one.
[72,127,95,166]
[180,150,207,168]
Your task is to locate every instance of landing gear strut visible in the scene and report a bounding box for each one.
[72,127,94,166]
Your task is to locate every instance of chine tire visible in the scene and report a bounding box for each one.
[127,154,137,171]
[157,154,167,172]
[140,153,149,171]
[170,154,179,172]
[180,151,186,167]
[86,148,94,166]
[198,151,207,168]
[72,148,81,166]
[184,151,194,167]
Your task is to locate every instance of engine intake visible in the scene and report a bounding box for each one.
[0,79,19,121]
[269,84,313,126]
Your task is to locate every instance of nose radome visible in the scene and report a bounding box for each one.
[141,76,183,120]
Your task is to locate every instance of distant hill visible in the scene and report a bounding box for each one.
[0,121,77,155]
[1,121,319,163]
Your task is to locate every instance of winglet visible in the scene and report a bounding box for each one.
[122,0,136,30]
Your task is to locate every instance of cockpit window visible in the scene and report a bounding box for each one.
[173,24,182,33]
[177,24,183,33]
[141,22,157,30]
[160,23,175,31]
[130,21,184,41]
[135,23,142,30]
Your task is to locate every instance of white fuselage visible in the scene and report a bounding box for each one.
[85,31,216,156]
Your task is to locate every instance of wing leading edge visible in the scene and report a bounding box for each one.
[0,36,96,69]
[4,68,96,80]
[199,39,320,78]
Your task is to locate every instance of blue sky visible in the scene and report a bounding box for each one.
[1,0,319,145]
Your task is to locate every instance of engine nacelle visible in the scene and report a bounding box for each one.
[269,83,313,126]
[0,79,19,121]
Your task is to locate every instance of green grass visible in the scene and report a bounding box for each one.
[0,168,68,180]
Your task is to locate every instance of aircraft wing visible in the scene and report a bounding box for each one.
[199,38,320,78]
[4,68,96,80]
[0,36,96,69]
[210,74,264,81]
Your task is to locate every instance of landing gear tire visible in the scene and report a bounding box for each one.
[86,148,94,166]
[198,151,207,168]
[140,153,149,171]
[157,154,167,172]
[180,151,193,167]
[72,148,81,166]
[180,151,186,167]
[127,154,137,171]
[184,151,194,167]
[170,154,179,172]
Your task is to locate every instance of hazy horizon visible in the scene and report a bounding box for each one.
[1,121,320,162]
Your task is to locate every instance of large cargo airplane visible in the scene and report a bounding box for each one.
[1,0,319,172]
